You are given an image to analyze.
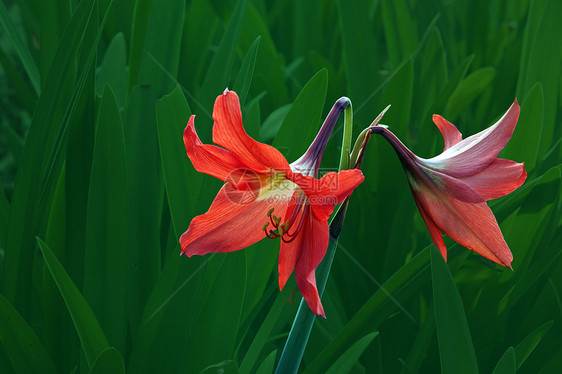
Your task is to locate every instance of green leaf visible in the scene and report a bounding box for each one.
[0,294,57,374]
[1,121,24,165]
[516,0,562,159]
[136,0,186,98]
[186,252,247,373]
[259,104,291,142]
[326,332,379,374]
[501,82,543,174]
[88,347,125,374]
[514,320,553,369]
[305,248,430,374]
[255,350,277,374]
[128,0,152,92]
[124,85,163,336]
[0,0,41,95]
[4,0,95,314]
[378,59,413,136]
[381,0,418,68]
[233,36,261,107]
[0,183,9,249]
[431,246,479,374]
[96,32,128,109]
[156,86,196,238]
[273,69,328,161]
[239,280,295,374]
[197,0,250,137]
[83,85,128,353]
[37,238,110,367]
[447,67,496,121]
[338,0,379,123]
[491,347,516,374]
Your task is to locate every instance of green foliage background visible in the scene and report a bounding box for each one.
[0,0,561,373]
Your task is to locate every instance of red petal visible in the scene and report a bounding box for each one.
[426,100,520,177]
[184,115,247,181]
[432,114,463,151]
[180,185,288,256]
[291,169,365,221]
[459,158,527,201]
[279,214,329,317]
[212,90,291,173]
[412,181,513,267]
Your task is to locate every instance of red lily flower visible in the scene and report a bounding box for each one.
[180,90,364,317]
[371,100,526,268]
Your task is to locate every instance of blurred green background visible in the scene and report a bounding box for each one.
[0,0,561,373]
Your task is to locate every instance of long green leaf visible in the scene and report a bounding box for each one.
[196,0,250,138]
[431,246,479,374]
[447,67,496,121]
[255,350,277,374]
[491,347,516,374]
[326,332,379,374]
[88,347,125,374]
[239,280,295,374]
[514,320,553,369]
[37,238,110,367]
[273,69,328,161]
[516,0,562,159]
[124,85,163,336]
[4,0,95,315]
[0,0,40,95]
[128,0,153,92]
[0,294,57,374]
[304,248,430,374]
[233,36,261,107]
[136,0,186,98]
[155,85,196,238]
[83,85,128,353]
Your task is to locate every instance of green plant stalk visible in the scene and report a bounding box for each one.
[275,101,354,374]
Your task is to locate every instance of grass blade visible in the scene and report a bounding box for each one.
[0,294,56,374]
[0,0,40,94]
[37,238,110,367]
[431,246,479,374]
[83,86,128,353]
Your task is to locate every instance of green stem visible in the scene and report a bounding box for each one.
[275,100,354,374]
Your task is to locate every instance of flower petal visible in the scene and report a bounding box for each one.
[426,100,520,177]
[432,114,463,151]
[409,184,448,260]
[459,158,527,201]
[291,169,365,221]
[212,90,291,173]
[413,182,513,267]
[184,115,247,181]
[279,214,329,317]
[180,185,288,256]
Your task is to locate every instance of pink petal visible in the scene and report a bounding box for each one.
[412,181,513,268]
[426,100,520,177]
[459,158,527,201]
[432,114,463,151]
[409,181,448,260]
[180,185,288,256]
[212,90,291,173]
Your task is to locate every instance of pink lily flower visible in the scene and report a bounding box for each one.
[371,100,526,268]
[180,90,364,316]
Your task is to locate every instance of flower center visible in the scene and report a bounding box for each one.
[262,193,309,243]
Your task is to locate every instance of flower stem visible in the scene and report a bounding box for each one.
[275,211,345,374]
[275,99,354,374]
